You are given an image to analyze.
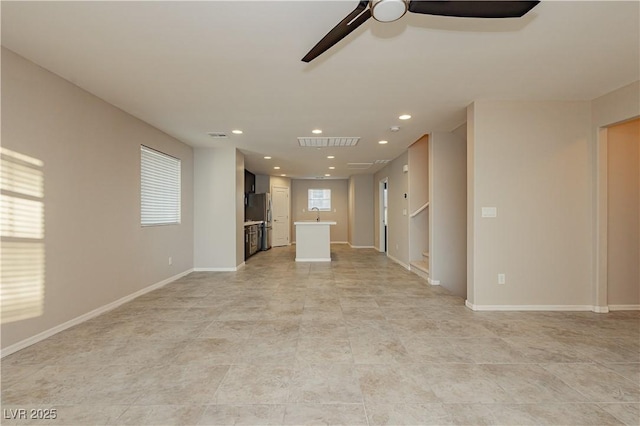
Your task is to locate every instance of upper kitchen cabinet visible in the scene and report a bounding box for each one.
[245,169,256,194]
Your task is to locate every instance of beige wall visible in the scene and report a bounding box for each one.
[270,175,291,194]
[468,100,592,307]
[374,151,410,266]
[408,136,429,263]
[291,179,348,243]
[255,174,270,194]
[408,136,429,212]
[607,119,640,305]
[1,48,194,349]
[430,131,467,297]
[348,174,374,247]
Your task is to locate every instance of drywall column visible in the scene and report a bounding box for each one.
[194,147,244,270]
[467,101,592,309]
[467,104,477,306]
[430,131,467,297]
[235,150,245,266]
[348,174,374,247]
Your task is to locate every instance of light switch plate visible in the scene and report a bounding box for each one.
[482,207,497,218]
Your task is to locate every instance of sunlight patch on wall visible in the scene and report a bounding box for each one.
[0,147,45,324]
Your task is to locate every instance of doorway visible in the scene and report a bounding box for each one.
[604,118,639,309]
[271,185,290,247]
[597,117,640,311]
[379,178,388,253]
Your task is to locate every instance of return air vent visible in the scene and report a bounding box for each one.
[347,162,373,170]
[207,132,228,139]
[374,159,390,164]
[298,137,360,147]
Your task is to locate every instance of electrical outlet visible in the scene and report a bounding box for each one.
[498,273,505,285]
[168,257,173,266]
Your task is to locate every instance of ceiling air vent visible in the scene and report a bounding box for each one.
[347,162,373,170]
[374,159,390,164]
[207,132,228,139]
[298,137,359,147]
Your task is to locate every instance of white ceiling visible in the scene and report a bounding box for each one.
[2,1,638,179]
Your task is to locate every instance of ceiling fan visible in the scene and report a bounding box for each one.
[302,0,540,62]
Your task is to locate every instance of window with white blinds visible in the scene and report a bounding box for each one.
[308,189,331,211]
[141,145,181,226]
[0,147,45,324]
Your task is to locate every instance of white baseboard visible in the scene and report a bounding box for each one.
[427,278,440,286]
[387,254,410,270]
[609,304,640,311]
[292,241,348,245]
[348,243,376,249]
[295,258,331,262]
[1,268,194,358]
[409,264,429,281]
[592,305,610,313]
[193,267,239,272]
[465,300,595,312]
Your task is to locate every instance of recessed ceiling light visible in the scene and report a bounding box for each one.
[274,166,280,170]
[312,129,323,134]
[264,156,272,159]
[325,174,331,177]
[281,174,287,177]
[329,166,335,170]
[327,155,335,159]
[399,114,411,120]
[232,129,243,134]
[379,140,388,144]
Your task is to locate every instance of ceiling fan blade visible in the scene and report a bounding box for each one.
[302,1,372,63]
[408,1,540,18]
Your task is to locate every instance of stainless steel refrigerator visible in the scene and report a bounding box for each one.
[246,193,272,250]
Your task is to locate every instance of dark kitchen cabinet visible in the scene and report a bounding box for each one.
[244,224,259,260]
[244,169,256,194]
[244,226,250,260]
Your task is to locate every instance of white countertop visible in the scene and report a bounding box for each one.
[244,221,264,226]
[294,221,337,225]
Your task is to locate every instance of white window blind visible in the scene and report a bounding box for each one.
[141,146,181,226]
[308,189,331,211]
[0,147,45,324]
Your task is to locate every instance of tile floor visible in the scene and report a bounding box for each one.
[1,245,639,425]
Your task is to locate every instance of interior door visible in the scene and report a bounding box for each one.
[272,185,290,247]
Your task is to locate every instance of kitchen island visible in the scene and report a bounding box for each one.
[294,221,337,262]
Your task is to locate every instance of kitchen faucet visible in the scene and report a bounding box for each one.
[311,207,320,222]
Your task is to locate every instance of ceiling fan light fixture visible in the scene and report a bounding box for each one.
[371,0,408,22]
